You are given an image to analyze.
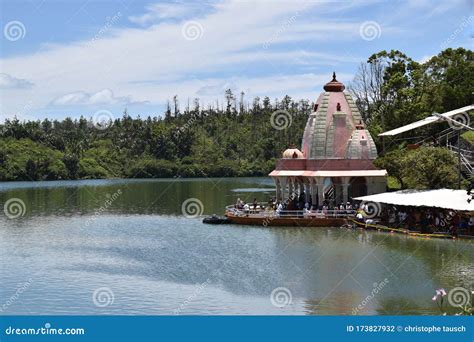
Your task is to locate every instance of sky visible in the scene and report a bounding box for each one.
[0,0,472,122]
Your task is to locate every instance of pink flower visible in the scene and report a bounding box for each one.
[440,289,447,296]
[432,295,438,301]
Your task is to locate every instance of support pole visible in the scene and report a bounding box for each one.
[317,178,325,207]
[458,130,461,190]
[280,177,287,202]
[275,178,281,201]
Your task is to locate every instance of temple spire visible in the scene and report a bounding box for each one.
[323,72,345,92]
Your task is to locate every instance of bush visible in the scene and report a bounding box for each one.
[0,138,67,181]
[78,158,110,178]
[127,159,177,178]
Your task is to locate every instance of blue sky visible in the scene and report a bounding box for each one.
[0,0,472,121]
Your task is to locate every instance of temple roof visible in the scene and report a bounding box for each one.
[282,148,304,159]
[301,73,378,160]
[323,72,345,92]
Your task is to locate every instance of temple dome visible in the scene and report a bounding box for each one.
[301,73,378,160]
[282,148,304,159]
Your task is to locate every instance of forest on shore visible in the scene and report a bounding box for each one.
[1,48,472,189]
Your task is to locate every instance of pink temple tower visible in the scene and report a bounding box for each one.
[269,73,387,207]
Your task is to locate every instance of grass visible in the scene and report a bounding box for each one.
[461,131,474,145]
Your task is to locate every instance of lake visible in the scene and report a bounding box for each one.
[0,177,472,315]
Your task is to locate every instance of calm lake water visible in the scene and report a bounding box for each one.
[0,178,472,315]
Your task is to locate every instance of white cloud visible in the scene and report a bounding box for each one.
[128,2,204,26]
[0,0,417,118]
[161,72,354,107]
[0,73,34,89]
[51,88,146,106]
[418,55,434,64]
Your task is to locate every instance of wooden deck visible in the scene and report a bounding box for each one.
[225,211,347,227]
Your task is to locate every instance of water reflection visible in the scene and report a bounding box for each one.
[0,178,472,315]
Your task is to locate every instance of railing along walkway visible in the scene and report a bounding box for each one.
[226,203,357,218]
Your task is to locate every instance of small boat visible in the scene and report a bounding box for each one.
[202,215,231,225]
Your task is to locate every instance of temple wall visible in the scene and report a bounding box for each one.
[367,177,387,195]
[275,158,379,171]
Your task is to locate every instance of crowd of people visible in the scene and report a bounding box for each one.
[378,205,474,235]
[233,196,474,236]
[234,195,358,217]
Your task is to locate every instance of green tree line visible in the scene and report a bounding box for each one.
[0,48,472,188]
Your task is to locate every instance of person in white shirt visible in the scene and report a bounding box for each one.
[276,202,284,216]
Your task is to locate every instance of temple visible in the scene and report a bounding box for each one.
[269,73,387,207]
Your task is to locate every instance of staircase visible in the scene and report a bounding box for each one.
[447,143,474,176]
[416,128,474,178]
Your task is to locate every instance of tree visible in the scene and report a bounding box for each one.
[62,154,79,179]
[403,147,459,189]
[421,48,474,112]
[224,89,235,115]
[376,147,459,190]
[374,149,406,189]
[0,48,470,183]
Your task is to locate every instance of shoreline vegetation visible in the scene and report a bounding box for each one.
[1,48,472,189]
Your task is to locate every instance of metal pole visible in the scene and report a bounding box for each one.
[458,130,461,189]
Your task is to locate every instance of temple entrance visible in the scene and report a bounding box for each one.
[323,177,335,206]
[349,177,367,199]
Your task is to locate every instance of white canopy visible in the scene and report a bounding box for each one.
[379,105,474,136]
[354,189,474,212]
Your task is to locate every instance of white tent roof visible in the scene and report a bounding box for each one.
[354,189,474,211]
[379,105,474,136]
